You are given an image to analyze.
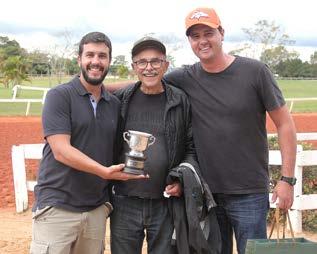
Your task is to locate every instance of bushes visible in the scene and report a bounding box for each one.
[268,136,317,232]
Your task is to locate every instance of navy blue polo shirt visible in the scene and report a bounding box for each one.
[33,76,120,212]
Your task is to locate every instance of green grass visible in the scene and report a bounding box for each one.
[0,76,131,116]
[278,80,317,98]
[277,80,317,113]
[0,78,316,115]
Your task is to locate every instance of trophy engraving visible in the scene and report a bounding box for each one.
[123,130,155,175]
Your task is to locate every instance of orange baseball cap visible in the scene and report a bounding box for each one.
[185,7,221,36]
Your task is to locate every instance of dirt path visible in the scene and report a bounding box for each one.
[0,208,316,254]
[0,114,316,253]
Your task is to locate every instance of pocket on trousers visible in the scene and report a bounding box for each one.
[30,241,49,254]
[32,206,53,220]
[104,202,113,218]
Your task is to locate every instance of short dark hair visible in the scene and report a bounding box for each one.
[78,32,112,60]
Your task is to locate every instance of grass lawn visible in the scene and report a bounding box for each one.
[0,77,316,115]
[277,80,317,113]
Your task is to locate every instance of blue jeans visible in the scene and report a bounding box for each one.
[214,193,269,254]
[110,195,175,254]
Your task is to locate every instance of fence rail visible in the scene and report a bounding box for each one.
[11,133,317,233]
[0,98,43,116]
[285,97,317,112]
[0,85,49,115]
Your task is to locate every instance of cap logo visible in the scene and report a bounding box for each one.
[190,11,209,20]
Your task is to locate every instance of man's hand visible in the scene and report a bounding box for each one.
[271,180,294,210]
[102,164,149,180]
[165,182,182,197]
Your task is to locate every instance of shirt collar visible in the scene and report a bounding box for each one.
[73,75,111,101]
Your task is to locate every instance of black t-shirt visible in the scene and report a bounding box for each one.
[33,76,120,212]
[164,56,285,194]
[114,88,169,198]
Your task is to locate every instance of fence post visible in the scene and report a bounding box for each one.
[289,145,303,233]
[11,145,28,213]
[12,85,18,99]
[26,102,31,116]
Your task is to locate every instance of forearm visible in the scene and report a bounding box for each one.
[277,122,297,177]
[53,144,106,177]
[269,105,297,177]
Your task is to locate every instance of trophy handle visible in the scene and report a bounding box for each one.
[123,132,130,143]
[148,136,155,146]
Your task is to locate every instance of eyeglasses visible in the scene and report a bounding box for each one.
[133,58,166,69]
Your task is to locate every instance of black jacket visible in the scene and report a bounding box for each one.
[167,165,221,254]
[114,81,198,169]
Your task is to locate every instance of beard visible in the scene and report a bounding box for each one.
[81,63,109,86]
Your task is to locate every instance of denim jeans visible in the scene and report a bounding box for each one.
[213,193,269,254]
[110,194,175,254]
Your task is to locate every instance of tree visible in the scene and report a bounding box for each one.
[310,51,317,65]
[49,29,77,83]
[0,36,25,57]
[0,36,30,87]
[260,46,299,73]
[65,58,80,75]
[117,65,129,78]
[0,55,30,88]
[110,55,130,78]
[113,55,127,66]
[242,20,294,53]
[27,50,51,75]
[237,19,300,72]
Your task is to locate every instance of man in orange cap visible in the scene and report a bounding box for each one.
[163,7,297,254]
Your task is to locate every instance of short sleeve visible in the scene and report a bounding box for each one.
[42,88,72,138]
[257,64,285,111]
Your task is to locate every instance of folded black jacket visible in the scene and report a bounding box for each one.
[167,165,221,254]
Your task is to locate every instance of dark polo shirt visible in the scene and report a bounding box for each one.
[33,76,120,212]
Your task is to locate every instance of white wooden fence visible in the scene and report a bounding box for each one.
[285,97,317,112]
[11,134,317,233]
[0,85,50,116]
[11,144,44,213]
[11,85,50,101]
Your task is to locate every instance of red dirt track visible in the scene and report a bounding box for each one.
[0,114,317,209]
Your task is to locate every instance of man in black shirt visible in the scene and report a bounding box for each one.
[163,7,297,254]
[110,36,198,254]
[30,32,146,254]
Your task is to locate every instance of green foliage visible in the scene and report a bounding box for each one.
[0,36,26,57]
[240,20,317,78]
[27,50,51,75]
[117,65,129,78]
[0,36,30,87]
[275,59,316,78]
[260,46,299,73]
[267,137,317,232]
[64,58,80,75]
[0,55,30,88]
[310,51,317,65]
[109,55,130,78]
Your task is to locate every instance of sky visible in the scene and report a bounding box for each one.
[1,0,317,66]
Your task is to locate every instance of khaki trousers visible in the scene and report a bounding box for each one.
[30,204,112,254]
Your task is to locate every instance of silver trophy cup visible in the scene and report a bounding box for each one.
[123,130,155,175]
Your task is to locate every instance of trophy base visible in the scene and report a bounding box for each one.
[124,153,146,175]
[123,167,145,175]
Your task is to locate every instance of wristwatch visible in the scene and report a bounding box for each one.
[280,176,297,186]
